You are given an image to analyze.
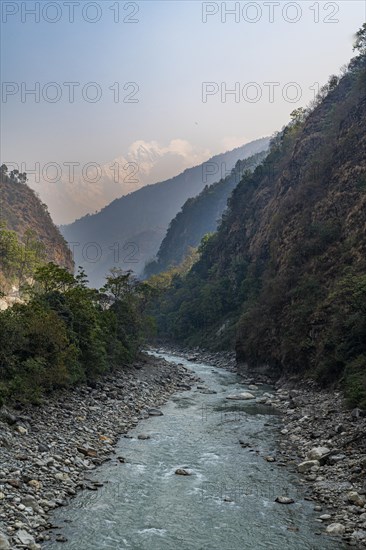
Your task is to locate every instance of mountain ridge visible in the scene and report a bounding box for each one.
[61,137,269,287]
[144,149,269,277]
[0,167,73,278]
[148,50,366,405]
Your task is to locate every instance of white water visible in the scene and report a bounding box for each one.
[44,351,345,549]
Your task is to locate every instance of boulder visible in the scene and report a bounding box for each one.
[326,523,345,535]
[0,532,10,550]
[347,491,365,507]
[175,468,191,476]
[16,529,36,546]
[307,447,330,460]
[226,392,255,400]
[16,425,27,435]
[298,460,320,473]
[77,447,97,458]
[22,495,40,512]
[327,454,346,465]
[28,479,42,491]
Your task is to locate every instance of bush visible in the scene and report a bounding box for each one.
[0,264,148,404]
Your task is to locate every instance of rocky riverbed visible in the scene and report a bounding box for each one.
[0,353,197,549]
[238,375,366,547]
[1,345,365,549]
[159,346,366,547]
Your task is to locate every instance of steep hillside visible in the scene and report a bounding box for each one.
[144,150,268,276]
[61,138,269,287]
[0,168,73,277]
[150,51,366,405]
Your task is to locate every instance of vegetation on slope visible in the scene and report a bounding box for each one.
[144,150,268,277]
[0,166,152,405]
[0,265,152,405]
[147,28,366,406]
[0,220,46,294]
[0,166,73,283]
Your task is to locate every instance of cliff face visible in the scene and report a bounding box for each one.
[144,150,268,277]
[153,53,366,404]
[232,58,366,380]
[0,173,73,271]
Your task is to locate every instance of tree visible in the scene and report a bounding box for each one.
[290,107,306,125]
[353,23,366,55]
[103,268,136,301]
[31,263,76,294]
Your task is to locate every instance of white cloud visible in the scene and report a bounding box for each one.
[30,140,212,225]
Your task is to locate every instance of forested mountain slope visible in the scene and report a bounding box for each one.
[150,50,366,405]
[0,167,73,291]
[61,138,269,287]
[144,150,268,276]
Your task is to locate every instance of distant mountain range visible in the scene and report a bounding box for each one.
[61,137,269,288]
[144,149,268,277]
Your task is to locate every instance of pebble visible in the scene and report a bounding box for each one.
[0,352,195,547]
[274,376,366,542]
[275,496,295,504]
[319,514,332,520]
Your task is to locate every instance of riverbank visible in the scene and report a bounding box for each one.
[154,344,237,372]
[239,375,366,547]
[1,347,365,548]
[158,346,366,547]
[0,353,197,549]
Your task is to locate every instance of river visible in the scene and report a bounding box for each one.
[43,351,345,549]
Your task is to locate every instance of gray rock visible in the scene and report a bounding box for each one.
[175,468,191,476]
[226,392,255,400]
[147,408,163,416]
[137,434,150,440]
[0,532,10,550]
[22,495,40,512]
[0,407,17,425]
[327,454,346,465]
[347,491,365,507]
[16,529,36,546]
[307,447,330,460]
[298,460,320,473]
[351,530,366,541]
[326,523,345,535]
[16,425,27,435]
[275,496,295,504]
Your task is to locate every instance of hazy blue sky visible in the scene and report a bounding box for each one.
[1,1,365,222]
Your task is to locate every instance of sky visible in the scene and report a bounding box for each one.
[1,0,365,223]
